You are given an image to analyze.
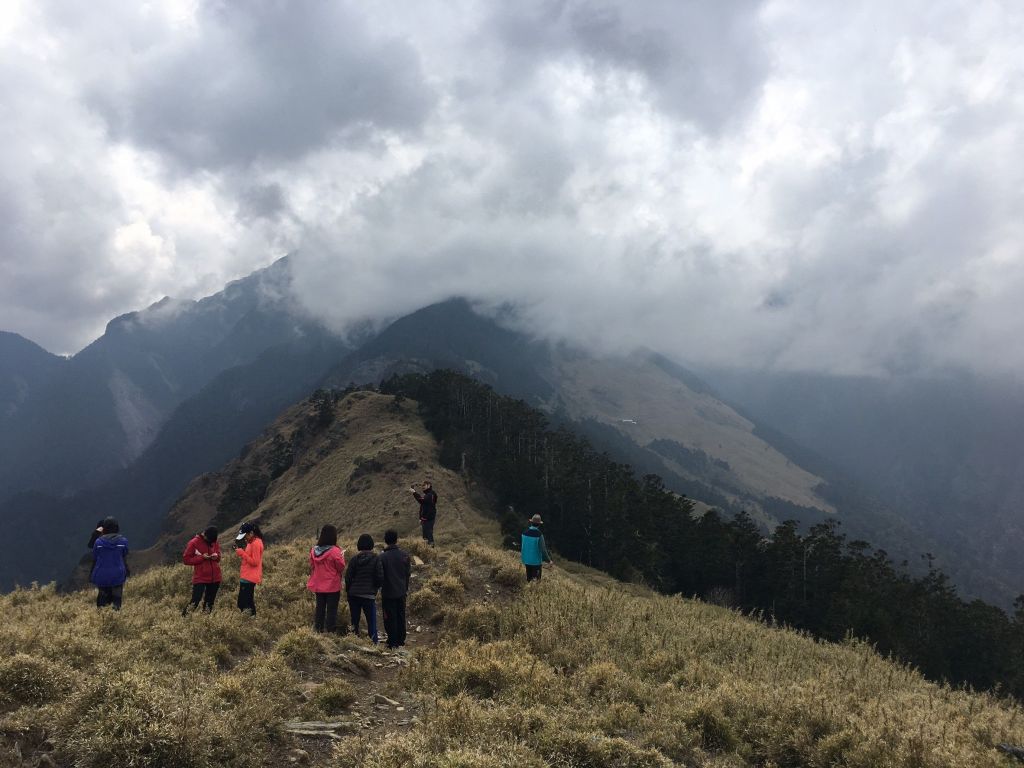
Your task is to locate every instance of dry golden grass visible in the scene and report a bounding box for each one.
[3,392,1023,767]
[336,547,1024,768]
[549,351,834,516]
[4,532,1024,767]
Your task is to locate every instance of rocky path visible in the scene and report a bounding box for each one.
[274,544,515,767]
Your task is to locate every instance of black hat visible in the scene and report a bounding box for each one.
[235,522,255,541]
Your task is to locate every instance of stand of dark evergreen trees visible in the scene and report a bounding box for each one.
[381,370,1024,698]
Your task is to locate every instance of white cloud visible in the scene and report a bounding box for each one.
[1,0,1022,375]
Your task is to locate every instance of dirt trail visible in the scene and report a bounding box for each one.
[275,542,518,767]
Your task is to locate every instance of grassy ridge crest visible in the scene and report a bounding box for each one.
[0,392,1021,766]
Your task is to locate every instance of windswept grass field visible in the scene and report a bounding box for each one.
[2,393,1022,767]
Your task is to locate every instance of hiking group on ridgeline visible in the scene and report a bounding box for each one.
[87,479,555,645]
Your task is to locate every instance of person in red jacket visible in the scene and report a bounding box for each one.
[181,525,222,615]
[307,524,347,633]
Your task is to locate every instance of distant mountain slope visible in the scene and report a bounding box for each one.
[702,368,1024,604]
[322,299,983,594]
[326,298,834,524]
[547,350,834,522]
[0,332,65,420]
[325,298,555,399]
[0,256,323,500]
[0,330,349,590]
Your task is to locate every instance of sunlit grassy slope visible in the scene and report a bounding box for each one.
[2,392,1023,767]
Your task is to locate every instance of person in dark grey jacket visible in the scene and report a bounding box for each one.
[379,530,411,649]
[344,533,383,643]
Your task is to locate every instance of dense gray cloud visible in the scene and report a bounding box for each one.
[90,1,434,169]
[1,0,1023,375]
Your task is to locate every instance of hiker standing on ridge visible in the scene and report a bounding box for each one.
[232,522,264,616]
[410,480,437,546]
[380,529,411,650]
[182,526,222,615]
[345,534,383,643]
[307,524,346,633]
[90,517,129,610]
[521,514,552,582]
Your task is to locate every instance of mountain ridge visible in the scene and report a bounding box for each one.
[1,388,1021,767]
[0,256,326,502]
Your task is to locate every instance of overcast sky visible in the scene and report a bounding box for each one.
[1,0,1022,375]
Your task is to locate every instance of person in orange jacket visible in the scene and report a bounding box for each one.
[307,524,347,633]
[232,522,264,616]
[181,525,222,615]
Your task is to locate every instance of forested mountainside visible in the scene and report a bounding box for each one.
[325,298,971,590]
[704,368,1024,605]
[2,389,1022,767]
[382,371,1024,699]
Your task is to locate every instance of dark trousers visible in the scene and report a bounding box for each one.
[237,581,256,616]
[525,564,543,582]
[96,585,124,610]
[382,596,407,648]
[348,596,378,642]
[314,591,341,633]
[188,582,220,612]
[421,518,435,545]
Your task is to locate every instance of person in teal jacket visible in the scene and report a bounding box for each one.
[520,514,552,582]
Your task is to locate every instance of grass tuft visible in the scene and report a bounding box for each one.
[275,628,325,666]
[0,653,71,706]
[310,679,357,716]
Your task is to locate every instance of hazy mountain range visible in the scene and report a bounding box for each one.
[1,260,1021,606]
[0,257,324,501]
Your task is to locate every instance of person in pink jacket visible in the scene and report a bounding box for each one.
[307,524,347,633]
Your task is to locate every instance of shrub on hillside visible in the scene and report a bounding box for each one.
[403,539,436,562]
[55,670,228,768]
[576,661,647,708]
[274,628,325,667]
[417,640,557,703]
[444,553,472,588]
[490,562,523,590]
[408,587,442,621]
[423,574,464,600]
[311,679,357,716]
[0,653,71,706]
[447,604,502,641]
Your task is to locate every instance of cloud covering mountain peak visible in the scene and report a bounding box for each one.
[2,0,1022,376]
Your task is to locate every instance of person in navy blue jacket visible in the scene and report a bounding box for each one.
[89,517,129,610]
[520,514,552,582]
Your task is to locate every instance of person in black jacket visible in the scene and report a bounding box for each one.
[344,534,383,643]
[410,481,437,546]
[379,529,411,649]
